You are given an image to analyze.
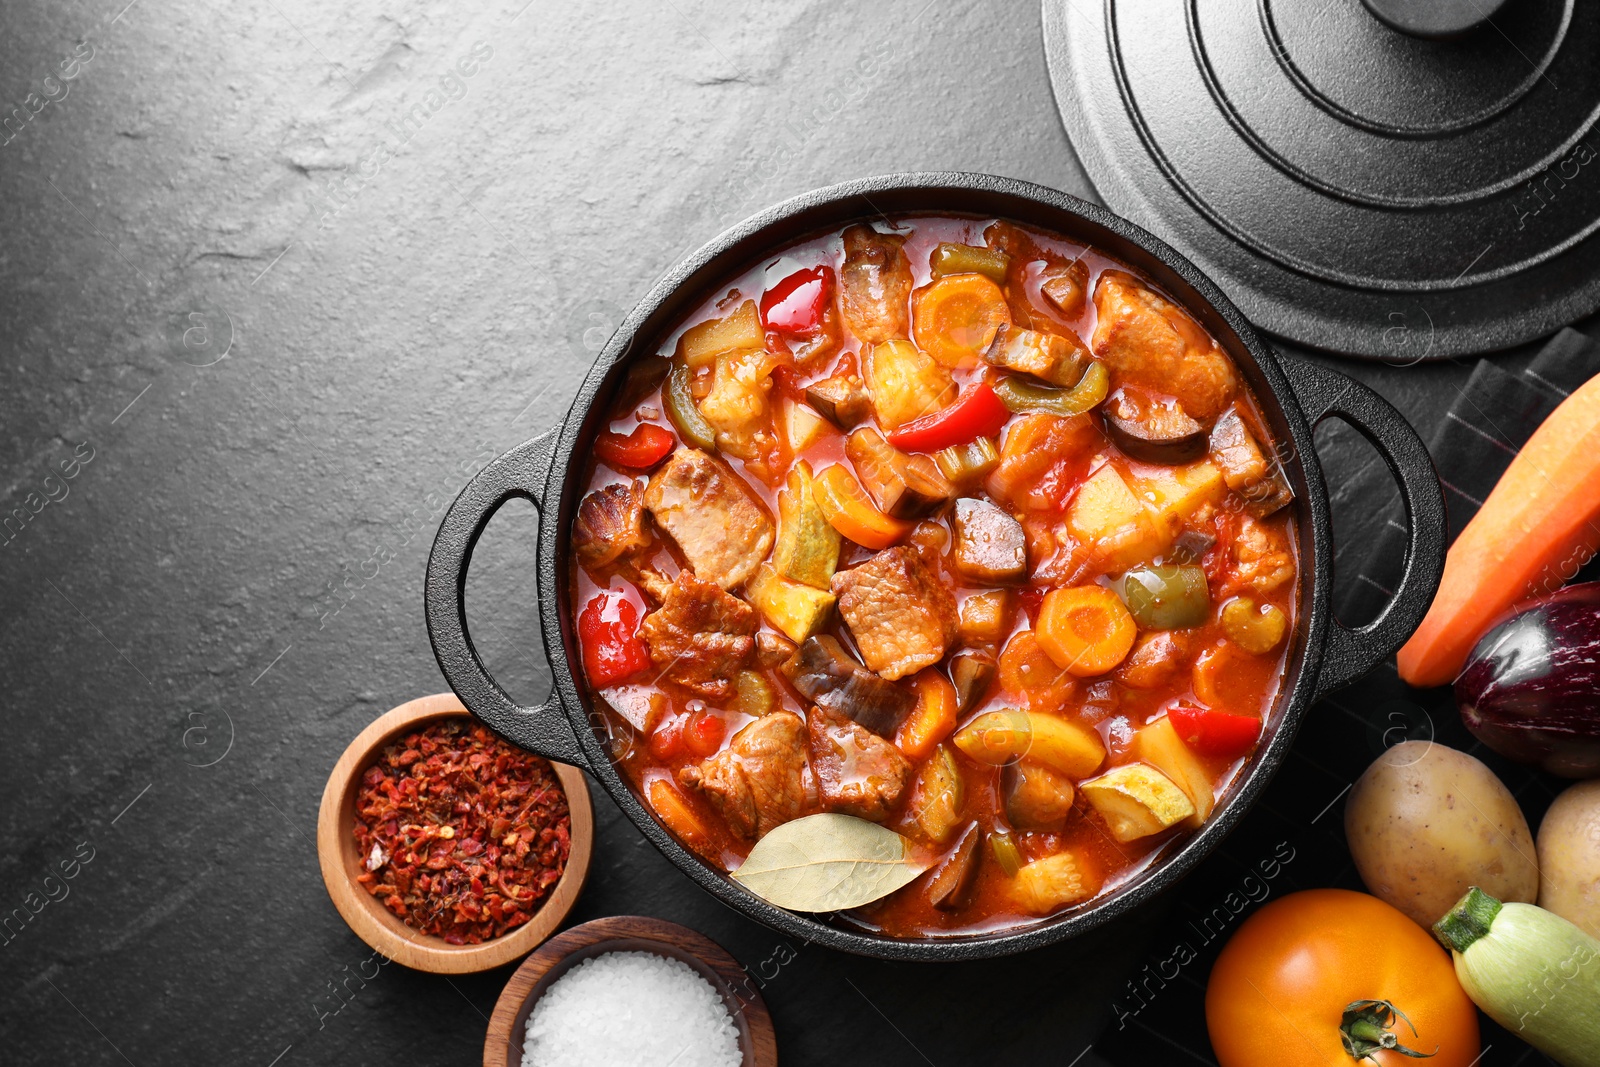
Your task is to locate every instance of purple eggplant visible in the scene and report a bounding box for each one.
[1455,582,1600,778]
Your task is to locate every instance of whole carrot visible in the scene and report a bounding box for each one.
[1398,372,1600,687]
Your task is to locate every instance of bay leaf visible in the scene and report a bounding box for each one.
[730,813,931,912]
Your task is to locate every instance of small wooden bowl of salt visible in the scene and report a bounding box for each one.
[484,915,777,1067]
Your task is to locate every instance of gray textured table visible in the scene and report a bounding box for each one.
[0,1,1584,1064]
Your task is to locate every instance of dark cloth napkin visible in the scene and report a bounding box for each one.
[1095,328,1598,1067]
[1338,327,1600,627]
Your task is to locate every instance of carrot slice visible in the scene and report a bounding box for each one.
[912,274,1012,367]
[1035,585,1137,677]
[812,463,911,549]
[1398,372,1600,687]
[647,778,712,854]
[896,669,959,760]
[998,630,1077,710]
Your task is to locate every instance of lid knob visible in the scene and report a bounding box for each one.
[1360,0,1510,39]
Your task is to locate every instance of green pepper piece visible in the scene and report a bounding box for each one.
[664,357,717,451]
[930,243,1012,284]
[1119,564,1210,630]
[993,361,1109,417]
[934,435,1000,487]
[989,830,1023,878]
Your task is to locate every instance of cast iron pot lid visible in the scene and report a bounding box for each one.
[1043,0,1600,360]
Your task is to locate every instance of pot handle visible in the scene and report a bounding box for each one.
[1280,358,1446,697]
[424,430,590,770]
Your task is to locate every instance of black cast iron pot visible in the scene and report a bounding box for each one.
[425,173,1446,961]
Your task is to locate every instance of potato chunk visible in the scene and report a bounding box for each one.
[1065,463,1164,572]
[698,348,780,462]
[864,340,956,431]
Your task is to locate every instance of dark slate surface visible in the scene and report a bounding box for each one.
[0,1,1589,1064]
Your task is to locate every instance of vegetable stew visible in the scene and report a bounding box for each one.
[569,216,1298,938]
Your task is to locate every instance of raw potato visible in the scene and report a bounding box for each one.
[1537,779,1600,940]
[1345,741,1539,928]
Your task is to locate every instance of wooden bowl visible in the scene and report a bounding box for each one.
[316,693,593,973]
[484,916,777,1067]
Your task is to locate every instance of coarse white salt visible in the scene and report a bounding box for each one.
[520,949,742,1067]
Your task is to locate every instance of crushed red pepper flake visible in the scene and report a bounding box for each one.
[352,720,570,945]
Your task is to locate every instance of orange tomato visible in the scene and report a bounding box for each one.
[1207,890,1480,1067]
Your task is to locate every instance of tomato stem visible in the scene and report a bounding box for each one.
[1339,1000,1437,1061]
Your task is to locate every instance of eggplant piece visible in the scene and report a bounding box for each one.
[950,648,997,713]
[926,822,982,911]
[1002,759,1076,831]
[951,498,1027,584]
[1102,404,1208,465]
[1456,583,1600,778]
[982,324,1087,386]
[804,374,872,431]
[845,428,953,519]
[782,635,915,736]
[1168,528,1217,565]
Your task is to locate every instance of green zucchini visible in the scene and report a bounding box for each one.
[1433,887,1600,1067]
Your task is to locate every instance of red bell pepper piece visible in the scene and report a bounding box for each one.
[577,590,651,688]
[1168,704,1262,759]
[886,380,1010,453]
[595,423,675,470]
[760,266,832,337]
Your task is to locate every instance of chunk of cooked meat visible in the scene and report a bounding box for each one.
[1234,516,1294,594]
[951,497,1027,584]
[1091,272,1237,423]
[805,373,872,430]
[638,570,757,700]
[1209,409,1294,518]
[831,545,959,680]
[782,634,915,736]
[806,707,914,822]
[1117,630,1193,689]
[644,448,774,589]
[573,482,650,573]
[679,711,807,839]
[839,224,913,344]
[756,630,798,670]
